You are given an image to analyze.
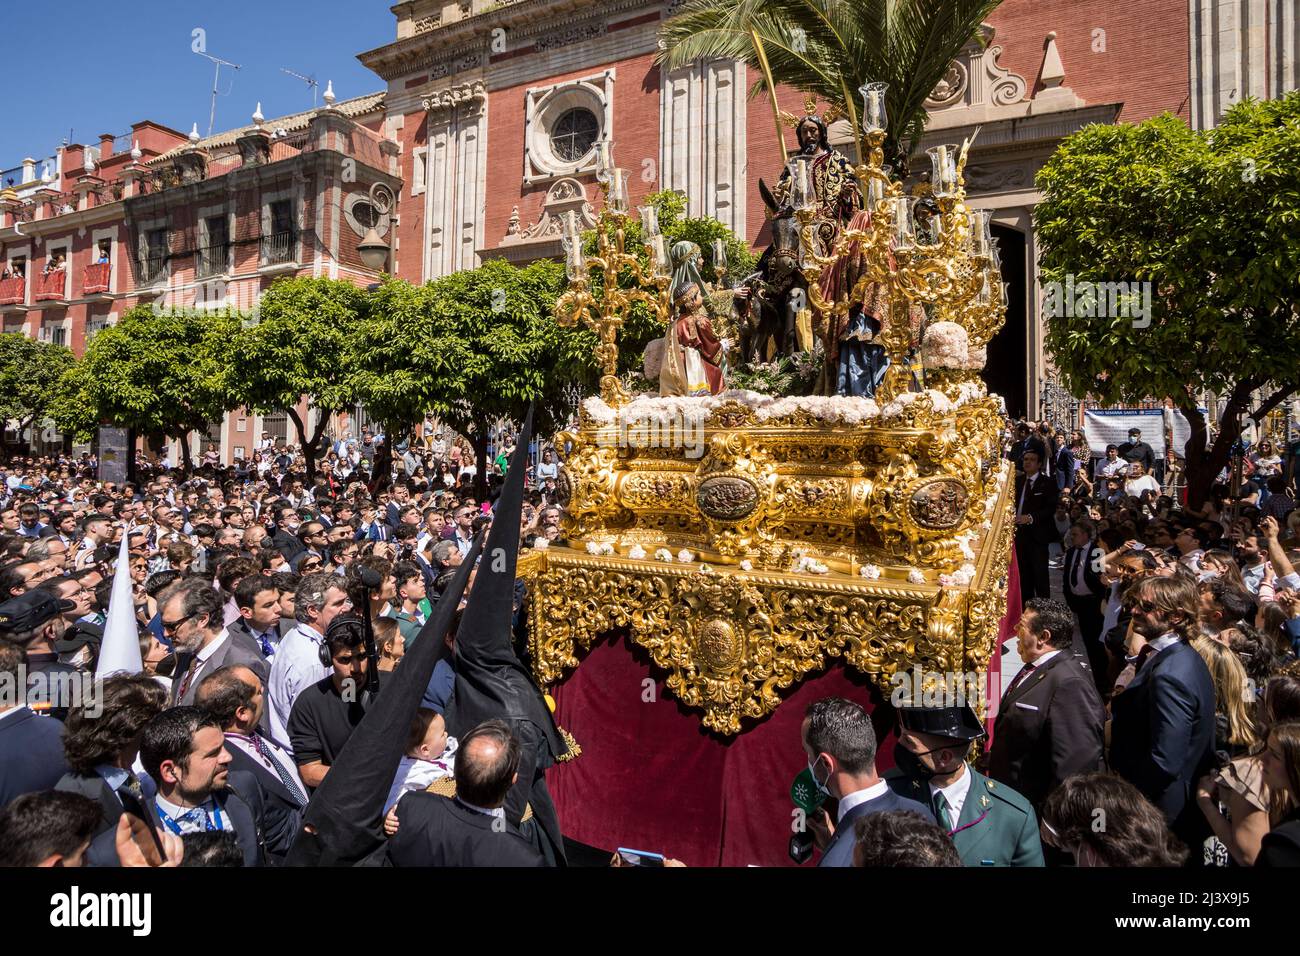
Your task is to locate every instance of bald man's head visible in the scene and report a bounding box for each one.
[453,720,520,809]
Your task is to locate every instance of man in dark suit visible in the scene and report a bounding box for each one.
[268,504,307,560]
[228,575,285,660]
[387,719,545,866]
[800,697,935,867]
[1109,574,1216,849]
[161,578,268,706]
[86,706,270,867]
[196,665,306,863]
[986,598,1105,811]
[1014,449,1059,603]
[0,641,68,806]
[1060,519,1111,690]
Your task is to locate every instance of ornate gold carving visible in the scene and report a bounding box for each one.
[909,478,970,530]
[696,475,759,521]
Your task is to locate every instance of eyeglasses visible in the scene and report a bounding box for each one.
[1134,599,1160,614]
[160,611,198,634]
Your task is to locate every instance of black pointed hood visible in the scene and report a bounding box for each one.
[284,532,483,866]
[446,406,567,759]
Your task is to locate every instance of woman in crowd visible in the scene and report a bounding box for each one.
[1256,720,1300,865]
[1193,636,1259,762]
[1199,675,1300,866]
[1041,772,1187,867]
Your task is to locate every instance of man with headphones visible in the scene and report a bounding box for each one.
[285,614,378,792]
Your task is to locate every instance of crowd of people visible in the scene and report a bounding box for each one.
[2,408,1300,870]
[0,430,572,867]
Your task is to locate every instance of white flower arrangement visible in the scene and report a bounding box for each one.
[955,530,979,562]
[532,537,549,550]
[793,555,829,575]
[920,321,969,370]
[677,549,695,563]
[740,560,753,572]
[627,544,647,560]
[654,548,674,563]
[963,346,987,371]
[960,562,976,577]
[581,386,980,431]
[585,541,614,556]
[939,568,972,587]
[859,564,882,580]
[907,569,927,585]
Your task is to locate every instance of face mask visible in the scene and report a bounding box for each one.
[807,756,830,797]
[893,741,938,782]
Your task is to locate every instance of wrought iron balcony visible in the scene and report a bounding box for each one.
[261,230,297,266]
[138,254,167,284]
[197,243,230,278]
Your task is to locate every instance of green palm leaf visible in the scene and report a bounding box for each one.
[659,0,1005,171]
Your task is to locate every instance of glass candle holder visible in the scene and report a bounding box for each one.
[888,196,914,252]
[608,169,629,213]
[651,235,672,277]
[595,140,615,183]
[639,205,660,238]
[859,81,888,134]
[711,238,727,276]
[966,209,992,258]
[562,236,586,282]
[787,156,814,211]
[927,144,960,198]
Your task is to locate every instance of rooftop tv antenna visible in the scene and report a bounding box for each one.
[194,50,242,137]
[280,67,319,109]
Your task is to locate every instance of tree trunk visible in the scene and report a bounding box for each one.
[1180,380,1254,509]
[176,431,194,473]
[370,423,394,495]
[471,424,490,501]
[285,407,329,483]
[19,415,35,456]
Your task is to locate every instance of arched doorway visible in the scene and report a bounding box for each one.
[982,223,1028,418]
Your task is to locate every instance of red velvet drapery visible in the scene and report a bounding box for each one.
[546,559,1021,867]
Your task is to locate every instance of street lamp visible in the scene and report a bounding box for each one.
[358,181,396,272]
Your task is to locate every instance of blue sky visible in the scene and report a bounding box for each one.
[0,1,394,169]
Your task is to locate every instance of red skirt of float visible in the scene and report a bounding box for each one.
[546,556,1022,866]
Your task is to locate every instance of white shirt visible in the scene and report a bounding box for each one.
[1124,474,1160,497]
[837,778,890,821]
[1099,457,1129,478]
[225,731,307,798]
[1240,561,1268,595]
[929,763,973,828]
[1146,632,1181,656]
[154,793,228,834]
[266,623,329,746]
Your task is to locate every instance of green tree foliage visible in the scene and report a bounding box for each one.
[0,336,75,453]
[352,259,579,495]
[228,277,367,479]
[55,305,237,469]
[659,0,1004,172]
[1035,94,1300,506]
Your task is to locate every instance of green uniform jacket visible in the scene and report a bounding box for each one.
[886,765,1044,867]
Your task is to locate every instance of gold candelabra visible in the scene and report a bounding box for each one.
[787,88,1007,402]
[553,155,673,408]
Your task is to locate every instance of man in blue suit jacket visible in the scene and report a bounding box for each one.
[1109,575,1216,848]
[801,697,934,867]
[0,645,69,805]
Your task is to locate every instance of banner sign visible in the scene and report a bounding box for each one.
[1083,408,1206,459]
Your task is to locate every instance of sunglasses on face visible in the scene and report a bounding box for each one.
[161,611,199,634]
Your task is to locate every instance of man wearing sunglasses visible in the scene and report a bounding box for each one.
[1109,575,1216,848]
[162,578,268,707]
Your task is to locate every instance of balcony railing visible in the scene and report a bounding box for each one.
[197,244,230,278]
[34,269,67,301]
[0,276,24,306]
[261,230,297,266]
[139,254,167,284]
[83,262,111,295]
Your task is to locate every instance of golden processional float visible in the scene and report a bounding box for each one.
[521,85,1014,736]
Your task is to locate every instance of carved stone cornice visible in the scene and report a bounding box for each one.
[422,81,488,117]
[360,0,659,80]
